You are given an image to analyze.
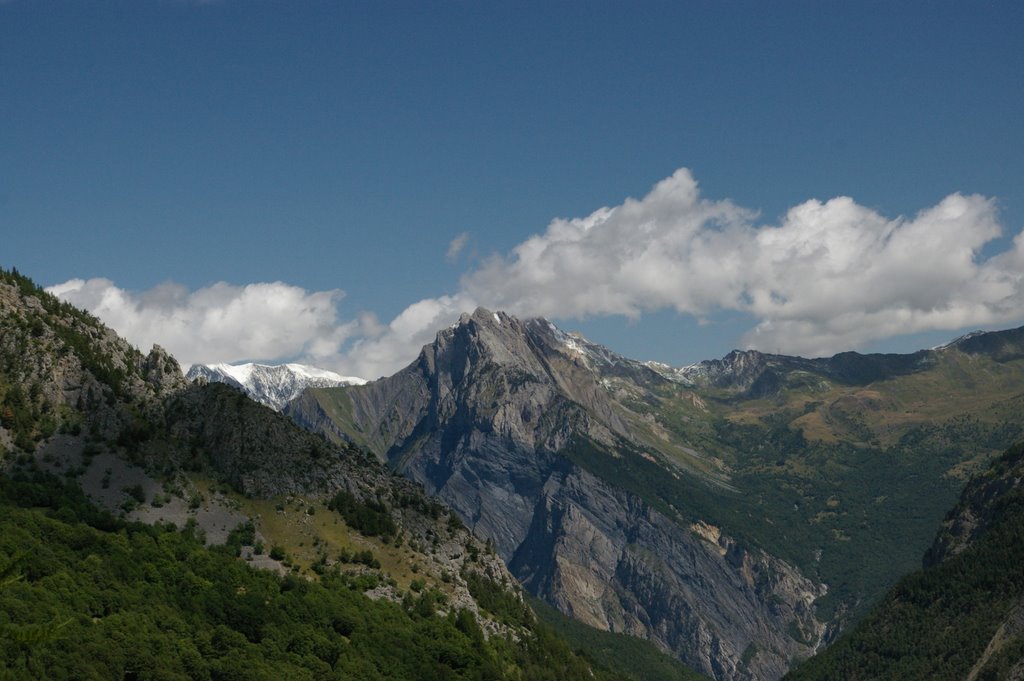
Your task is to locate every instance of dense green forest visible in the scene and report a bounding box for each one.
[0,466,641,681]
[784,443,1024,680]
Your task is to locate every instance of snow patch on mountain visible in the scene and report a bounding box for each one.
[546,322,618,367]
[186,362,365,411]
[932,330,986,351]
[642,360,701,385]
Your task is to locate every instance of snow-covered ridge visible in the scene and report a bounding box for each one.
[932,330,986,351]
[642,360,701,385]
[186,362,365,411]
[546,321,623,367]
[203,361,364,386]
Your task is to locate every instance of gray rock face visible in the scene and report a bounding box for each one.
[185,363,246,391]
[290,307,826,680]
[143,344,187,393]
[512,465,825,681]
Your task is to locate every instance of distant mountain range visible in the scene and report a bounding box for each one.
[185,361,365,410]
[289,307,1024,680]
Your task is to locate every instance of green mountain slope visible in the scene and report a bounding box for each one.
[643,341,1024,622]
[783,442,1024,680]
[0,470,625,681]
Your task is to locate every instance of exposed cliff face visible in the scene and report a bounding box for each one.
[312,309,650,557]
[512,465,825,681]
[925,442,1024,567]
[291,307,825,680]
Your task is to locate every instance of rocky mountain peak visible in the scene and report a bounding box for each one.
[289,308,828,680]
[945,325,1024,362]
[429,308,656,392]
[435,306,540,373]
[458,306,511,327]
[1,270,189,448]
[142,344,188,393]
[670,348,774,392]
[715,348,768,378]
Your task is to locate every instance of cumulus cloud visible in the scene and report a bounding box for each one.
[48,168,1024,380]
[45,277,472,381]
[47,279,358,371]
[738,192,1019,355]
[461,169,755,319]
[341,293,477,379]
[456,168,1024,357]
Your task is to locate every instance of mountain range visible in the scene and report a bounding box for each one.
[0,268,699,681]
[7,262,1024,680]
[288,306,1024,680]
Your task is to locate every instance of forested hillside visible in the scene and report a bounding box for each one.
[0,468,654,680]
[784,442,1024,680]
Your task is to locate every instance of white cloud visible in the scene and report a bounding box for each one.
[736,192,1018,355]
[453,169,1023,358]
[446,232,470,263]
[48,168,1024,380]
[461,169,755,319]
[340,293,477,380]
[45,277,473,381]
[47,279,357,372]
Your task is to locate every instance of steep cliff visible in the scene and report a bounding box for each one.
[0,268,187,452]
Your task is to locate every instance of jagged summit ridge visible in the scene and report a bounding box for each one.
[186,361,365,411]
[646,324,1024,395]
[441,306,661,381]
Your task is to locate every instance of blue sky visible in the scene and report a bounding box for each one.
[3,1,1023,378]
